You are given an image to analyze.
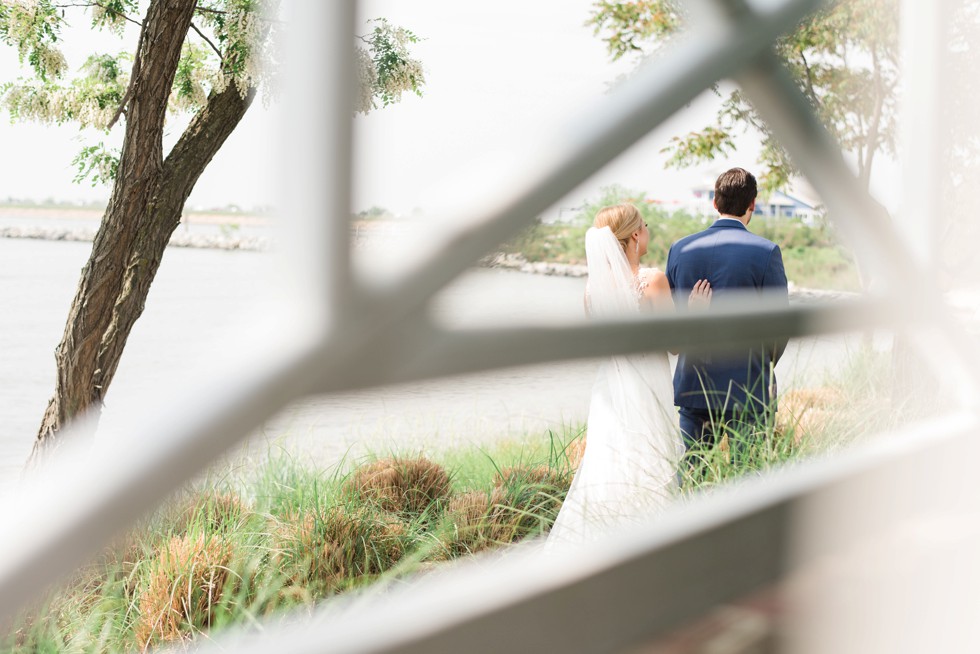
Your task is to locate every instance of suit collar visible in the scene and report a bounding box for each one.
[710,217,749,230]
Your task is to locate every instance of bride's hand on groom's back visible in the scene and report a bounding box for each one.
[667,279,711,355]
[689,279,712,309]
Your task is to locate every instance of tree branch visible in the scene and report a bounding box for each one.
[798,50,821,109]
[106,11,148,130]
[52,1,144,28]
[193,6,227,15]
[190,21,222,59]
[106,84,132,130]
[194,5,285,24]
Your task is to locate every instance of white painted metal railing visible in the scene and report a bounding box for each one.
[2,0,978,651]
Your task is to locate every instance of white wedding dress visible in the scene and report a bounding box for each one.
[548,227,684,545]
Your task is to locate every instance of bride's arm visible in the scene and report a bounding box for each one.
[642,271,712,355]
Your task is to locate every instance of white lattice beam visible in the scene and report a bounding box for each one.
[735,52,980,400]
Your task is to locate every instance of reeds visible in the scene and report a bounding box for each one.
[2,352,903,651]
[342,456,452,517]
[1,436,582,652]
[135,532,233,648]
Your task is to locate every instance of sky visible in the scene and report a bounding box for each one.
[349,0,743,217]
[0,1,750,216]
[0,1,896,216]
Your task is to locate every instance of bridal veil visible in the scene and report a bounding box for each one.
[548,227,683,544]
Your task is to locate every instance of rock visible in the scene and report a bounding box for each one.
[0,226,270,252]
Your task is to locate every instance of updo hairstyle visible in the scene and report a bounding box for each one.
[593,203,643,254]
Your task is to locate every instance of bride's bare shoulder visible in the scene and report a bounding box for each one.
[639,268,671,301]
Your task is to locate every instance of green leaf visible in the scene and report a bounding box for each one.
[71,142,120,187]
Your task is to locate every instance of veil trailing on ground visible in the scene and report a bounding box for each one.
[548,226,683,545]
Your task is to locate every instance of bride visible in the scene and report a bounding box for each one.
[548,204,710,544]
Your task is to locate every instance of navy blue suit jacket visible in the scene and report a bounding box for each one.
[665,218,788,415]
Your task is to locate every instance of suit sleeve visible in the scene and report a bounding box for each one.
[763,245,789,363]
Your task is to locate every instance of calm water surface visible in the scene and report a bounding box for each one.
[0,237,598,485]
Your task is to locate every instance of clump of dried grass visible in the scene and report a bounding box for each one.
[492,464,569,539]
[135,533,233,649]
[342,457,452,517]
[168,491,251,536]
[564,436,587,471]
[439,464,571,556]
[438,488,506,556]
[777,387,842,442]
[447,489,495,526]
[277,505,408,595]
[495,465,566,489]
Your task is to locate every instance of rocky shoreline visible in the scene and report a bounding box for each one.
[2,225,857,302]
[0,225,269,251]
[480,252,859,304]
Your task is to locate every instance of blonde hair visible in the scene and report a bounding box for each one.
[593,203,643,253]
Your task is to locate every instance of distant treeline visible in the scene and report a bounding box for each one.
[502,186,859,291]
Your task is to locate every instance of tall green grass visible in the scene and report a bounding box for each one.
[2,429,581,652]
[3,347,909,651]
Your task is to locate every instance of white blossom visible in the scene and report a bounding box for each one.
[90,5,127,36]
[362,18,426,112]
[2,0,66,79]
[380,57,424,103]
[355,46,377,114]
[1,0,424,132]
[170,43,216,112]
[37,44,67,78]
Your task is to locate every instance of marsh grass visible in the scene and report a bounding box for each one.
[677,345,913,492]
[1,429,583,652]
[3,351,905,651]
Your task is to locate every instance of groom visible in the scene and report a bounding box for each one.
[666,167,789,449]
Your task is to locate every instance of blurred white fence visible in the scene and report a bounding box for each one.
[2,0,978,651]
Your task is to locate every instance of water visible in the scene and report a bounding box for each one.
[0,237,599,483]
[0,234,853,486]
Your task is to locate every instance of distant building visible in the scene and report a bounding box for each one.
[754,189,819,220]
[690,176,821,221]
[690,183,717,215]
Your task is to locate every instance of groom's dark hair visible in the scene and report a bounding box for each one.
[714,167,757,217]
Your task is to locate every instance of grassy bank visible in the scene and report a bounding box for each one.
[5,349,909,651]
[501,187,861,291]
[5,432,580,652]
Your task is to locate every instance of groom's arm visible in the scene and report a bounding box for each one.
[762,245,789,364]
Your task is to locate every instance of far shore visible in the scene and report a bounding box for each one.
[0,208,857,301]
[0,204,271,226]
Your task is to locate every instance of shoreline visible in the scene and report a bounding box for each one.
[0,205,270,225]
[0,223,270,251]
[0,220,857,301]
[0,206,273,251]
[480,252,857,303]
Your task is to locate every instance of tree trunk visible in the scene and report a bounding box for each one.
[30,0,256,463]
[860,48,885,193]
